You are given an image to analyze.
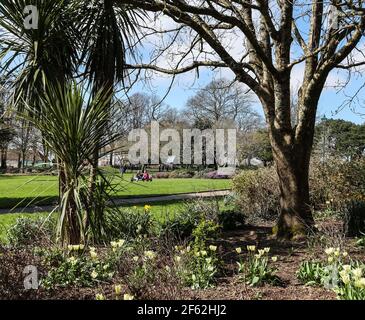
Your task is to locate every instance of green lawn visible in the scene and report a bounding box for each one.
[0,199,231,243]
[0,173,231,209]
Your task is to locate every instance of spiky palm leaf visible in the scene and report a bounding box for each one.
[78,0,142,94]
[24,82,118,244]
[0,0,79,110]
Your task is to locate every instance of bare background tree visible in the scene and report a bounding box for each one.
[183,78,261,130]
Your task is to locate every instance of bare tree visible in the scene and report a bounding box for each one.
[122,0,365,238]
[183,78,261,130]
[126,92,172,127]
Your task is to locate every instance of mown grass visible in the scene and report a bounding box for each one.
[0,199,232,243]
[0,173,231,209]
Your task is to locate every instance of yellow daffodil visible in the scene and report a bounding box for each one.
[90,250,98,260]
[352,268,362,279]
[115,285,122,296]
[111,241,118,248]
[95,293,105,300]
[144,250,156,260]
[342,265,351,273]
[339,270,350,285]
[201,250,207,256]
[144,205,152,211]
[354,278,365,289]
[271,256,278,262]
[207,265,214,272]
[264,247,270,253]
[342,251,348,257]
[67,257,77,265]
[117,239,125,247]
[175,256,181,263]
[124,294,134,300]
[327,256,334,263]
[209,245,217,252]
[235,247,242,254]
[91,270,98,279]
[133,256,139,262]
[334,248,340,257]
[325,247,335,255]
[246,245,256,252]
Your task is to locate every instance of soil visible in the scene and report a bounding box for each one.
[1,218,364,300]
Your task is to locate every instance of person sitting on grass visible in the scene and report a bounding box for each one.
[142,170,152,182]
[131,171,143,182]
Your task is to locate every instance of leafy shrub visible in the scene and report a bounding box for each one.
[217,209,245,230]
[336,263,365,300]
[310,157,365,210]
[124,250,158,297]
[343,200,365,237]
[236,246,280,286]
[7,216,55,246]
[157,211,198,241]
[158,200,225,242]
[232,167,279,219]
[356,233,365,248]
[297,247,365,299]
[174,244,219,289]
[105,207,153,240]
[297,261,324,286]
[192,220,221,248]
[37,243,122,289]
[233,158,365,220]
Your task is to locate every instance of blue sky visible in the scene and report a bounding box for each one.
[125,5,365,126]
[128,66,365,125]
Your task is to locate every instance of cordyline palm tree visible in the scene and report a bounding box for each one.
[25,82,117,244]
[77,0,142,227]
[0,0,142,244]
[0,0,78,107]
[0,0,79,178]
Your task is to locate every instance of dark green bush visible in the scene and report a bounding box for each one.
[157,211,198,241]
[6,216,55,246]
[105,207,153,240]
[217,209,245,230]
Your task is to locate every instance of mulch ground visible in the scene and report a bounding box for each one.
[1,218,364,300]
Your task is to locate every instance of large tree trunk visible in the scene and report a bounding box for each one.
[273,147,314,239]
[264,77,317,239]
